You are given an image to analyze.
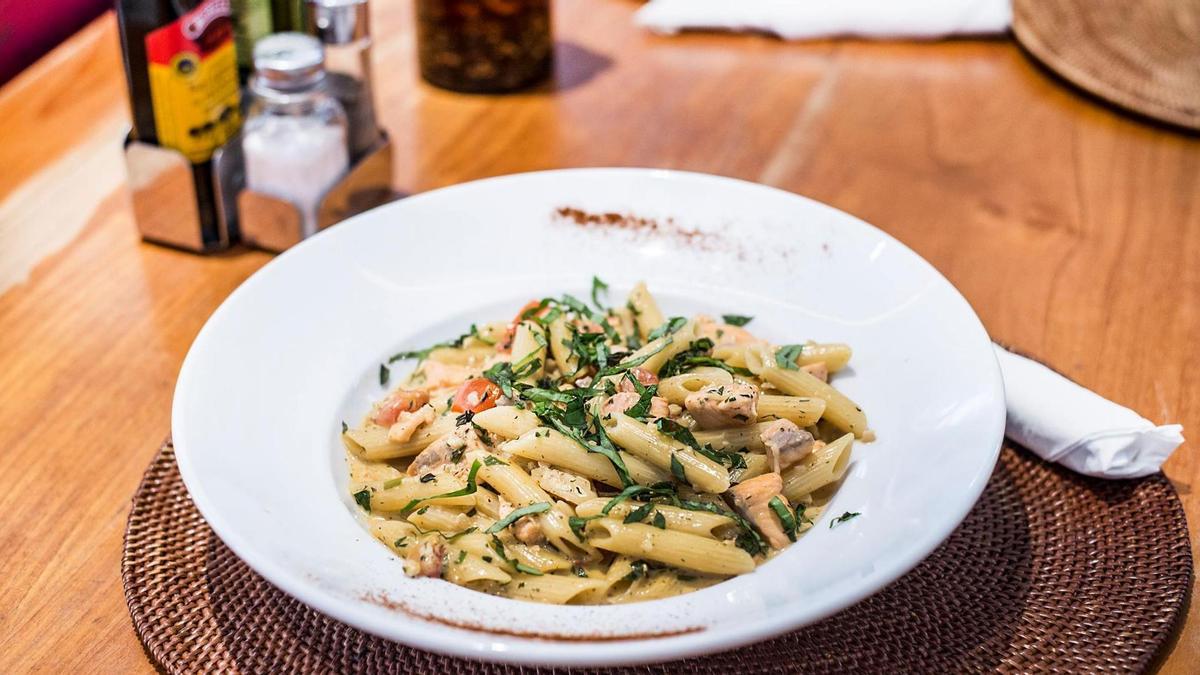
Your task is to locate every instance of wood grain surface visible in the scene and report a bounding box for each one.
[1,2,1197,672]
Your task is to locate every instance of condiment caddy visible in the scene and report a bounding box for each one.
[119,0,393,254]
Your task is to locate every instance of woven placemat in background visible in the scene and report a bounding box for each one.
[1012,0,1200,132]
[123,441,1192,674]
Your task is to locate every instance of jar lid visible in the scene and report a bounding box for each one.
[252,33,326,92]
[306,0,370,45]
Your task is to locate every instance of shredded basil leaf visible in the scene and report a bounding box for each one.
[769,496,798,541]
[389,330,474,363]
[829,511,861,529]
[482,455,507,466]
[670,453,687,483]
[722,314,753,327]
[352,488,371,512]
[646,316,687,342]
[486,502,551,533]
[341,421,348,433]
[393,536,408,548]
[445,526,477,542]
[398,460,482,514]
[623,502,654,524]
[456,550,467,564]
[775,344,805,370]
[455,409,475,426]
[591,276,609,309]
[379,363,390,387]
[419,473,436,483]
[622,560,648,582]
[652,511,667,529]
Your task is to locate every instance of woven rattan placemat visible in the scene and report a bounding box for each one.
[1012,0,1200,131]
[123,440,1191,673]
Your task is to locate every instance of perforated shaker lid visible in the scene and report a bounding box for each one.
[252,32,326,91]
[306,0,370,45]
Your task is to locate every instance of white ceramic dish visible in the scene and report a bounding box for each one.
[173,168,1005,667]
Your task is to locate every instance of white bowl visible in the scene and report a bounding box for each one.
[173,168,1005,667]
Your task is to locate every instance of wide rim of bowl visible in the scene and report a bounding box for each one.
[173,167,1006,667]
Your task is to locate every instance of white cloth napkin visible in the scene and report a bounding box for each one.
[635,0,1012,41]
[993,344,1184,479]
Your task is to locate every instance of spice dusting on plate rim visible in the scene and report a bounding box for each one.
[360,591,705,641]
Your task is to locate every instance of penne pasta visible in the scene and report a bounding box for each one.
[345,280,869,604]
[586,518,755,575]
[759,366,868,438]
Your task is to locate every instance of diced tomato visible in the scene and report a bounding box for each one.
[500,299,550,352]
[452,378,502,413]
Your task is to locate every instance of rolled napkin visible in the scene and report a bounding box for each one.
[635,0,1012,41]
[994,344,1184,479]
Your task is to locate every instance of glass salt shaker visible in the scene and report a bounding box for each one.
[243,32,349,238]
[306,0,381,161]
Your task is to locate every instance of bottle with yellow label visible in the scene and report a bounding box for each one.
[117,0,244,250]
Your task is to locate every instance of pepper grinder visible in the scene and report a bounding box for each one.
[306,0,381,161]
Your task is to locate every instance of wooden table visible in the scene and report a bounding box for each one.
[1,2,1196,671]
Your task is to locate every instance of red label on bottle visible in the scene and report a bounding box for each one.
[144,0,241,162]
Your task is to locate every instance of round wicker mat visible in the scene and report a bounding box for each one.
[123,441,1192,673]
[1012,0,1200,131]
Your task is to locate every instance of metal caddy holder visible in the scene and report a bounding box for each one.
[124,131,395,254]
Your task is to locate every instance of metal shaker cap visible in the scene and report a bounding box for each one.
[306,0,370,45]
[252,32,326,91]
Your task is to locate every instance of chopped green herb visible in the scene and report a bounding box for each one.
[622,560,648,582]
[397,459,482,514]
[393,536,408,548]
[572,563,589,578]
[445,526,477,542]
[416,506,429,515]
[722,314,754,327]
[382,475,405,489]
[352,488,371,512]
[379,363,390,387]
[769,496,798,542]
[652,511,667,529]
[455,409,475,426]
[594,338,672,380]
[456,550,467,564]
[569,516,593,540]
[449,446,466,464]
[591,276,609,309]
[514,562,544,576]
[646,316,687,342]
[388,330,474,363]
[679,499,766,556]
[830,511,861,529]
[482,555,493,563]
[486,502,552,533]
[658,337,753,379]
[482,455,507,466]
[419,473,436,483]
[623,502,654,524]
[775,344,806,370]
[468,323,495,346]
[341,421,348,434]
[670,453,688,483]
[471,422,494,446]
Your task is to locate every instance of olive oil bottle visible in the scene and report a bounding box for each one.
[116,0,243,250]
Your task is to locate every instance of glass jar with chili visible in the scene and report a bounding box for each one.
[415,0,553,93]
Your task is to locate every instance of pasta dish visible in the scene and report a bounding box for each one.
[342,280,869,604]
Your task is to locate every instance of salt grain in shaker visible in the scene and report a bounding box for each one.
[306,0,381,162]
[243,32,349,238]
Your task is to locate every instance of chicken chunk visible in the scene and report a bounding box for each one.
[388,404,436,443]
[602,392,671,419]
[728,473,790,549]
[695,314,762,347]
[411,360,472,390]
[497,499,545,545]
[408,540,446,578]
[406,425,486,476]
[617,367,660,392]
[373,388,431,426]
[684,381,758,429]
[760,419,815,474]
[801,361,828,383]
[532,465,598,504]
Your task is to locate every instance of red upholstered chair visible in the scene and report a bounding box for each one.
[0,0,111,85]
